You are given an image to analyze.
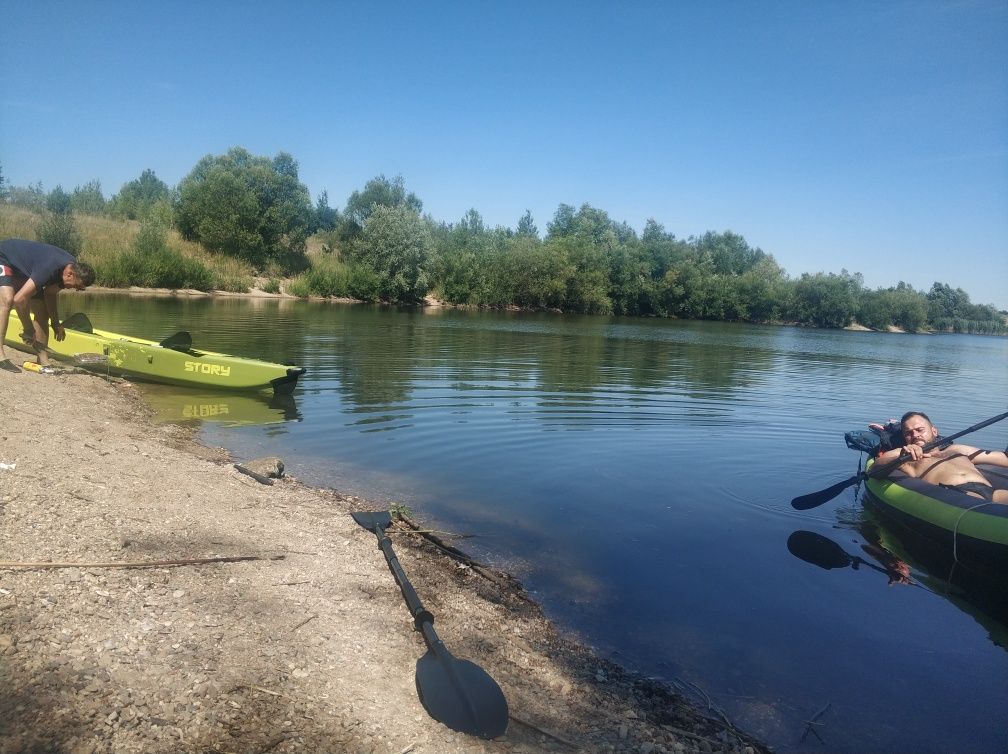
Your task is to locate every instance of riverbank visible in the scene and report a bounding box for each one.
[0,366,770,754]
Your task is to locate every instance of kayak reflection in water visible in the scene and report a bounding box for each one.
[859,542,913,586]
[786,530,921,588]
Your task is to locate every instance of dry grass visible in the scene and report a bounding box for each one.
[0,205,39,239]
[0,206,255,292]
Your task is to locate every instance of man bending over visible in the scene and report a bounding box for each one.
[0,238,95,371]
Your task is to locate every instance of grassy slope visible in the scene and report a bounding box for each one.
[0,206,256,292]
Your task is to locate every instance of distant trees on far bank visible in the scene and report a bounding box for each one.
[1,154,1005,334]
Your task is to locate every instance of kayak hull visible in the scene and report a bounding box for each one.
[5,312,305,394]
[864,462,1008,573]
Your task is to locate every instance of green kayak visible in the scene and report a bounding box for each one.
[5,311,305,395]
[865,457,1008,573]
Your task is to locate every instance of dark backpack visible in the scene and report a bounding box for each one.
[844,421,903,455]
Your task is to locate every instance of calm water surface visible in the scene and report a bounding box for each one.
[73,294,1008,753]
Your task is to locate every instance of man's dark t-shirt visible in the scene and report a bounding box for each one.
[0,238,74,288]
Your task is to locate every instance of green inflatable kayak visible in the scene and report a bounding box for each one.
[864,458,1008,573]
[5,311,305,395]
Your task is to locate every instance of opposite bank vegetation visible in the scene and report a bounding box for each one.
[2,149,1004,335]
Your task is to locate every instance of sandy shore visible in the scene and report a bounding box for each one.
[0,364,769,754]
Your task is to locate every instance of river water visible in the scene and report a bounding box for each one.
[70,293,1008,753]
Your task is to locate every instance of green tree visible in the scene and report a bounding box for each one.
[857,289,893,330]
[342,175,422,234]
[6,182,47,211]
[641,220,689,280]
[516,210,538,238]
[350,205,433,303]
[695,231,766,276]
[546,203,622,250]
[607,242,654,316]
[174,147,313,268]
[36,185,82,254]
[545,203,577,239]
[502,235,568,310]
[551,236,612,314]
[737,256,789,322]
[887,282,928,332]
[791,271,861,328]
[431,210,511,306]
[925,282,972,327]
[70,180,106,215]
[313,190,339,233]
[46,185,72,214]
[109,169,173,221]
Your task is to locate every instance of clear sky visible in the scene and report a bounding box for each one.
[2,1,1006,308]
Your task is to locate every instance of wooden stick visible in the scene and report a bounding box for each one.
[0,554,285,570]
[391,528,475,539]
[393,515,535,602]
[291,613,317,631]
[234,464,275,486]
[508,713,578,748]
[661,723,724,746]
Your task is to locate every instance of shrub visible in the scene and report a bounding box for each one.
[36,187,82,254]
[174,147,313,269]
[287,255,353,298]
[349,205,433,303]
[96,218,214,290]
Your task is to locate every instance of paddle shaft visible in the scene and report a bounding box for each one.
[373,524,436,631]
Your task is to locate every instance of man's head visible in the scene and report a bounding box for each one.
[901,411,938,446]
[62,262,95,290]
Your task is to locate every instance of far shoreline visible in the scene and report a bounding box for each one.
[73,285,933,334]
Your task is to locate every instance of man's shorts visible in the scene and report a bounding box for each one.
[0,260,15,288]
[0,257,43,299]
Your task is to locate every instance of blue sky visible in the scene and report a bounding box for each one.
[3,1,1006,308]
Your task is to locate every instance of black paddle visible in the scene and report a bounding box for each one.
[787,530,853,570]
[787,530,923,588]
[791,410,1008,510]
[62,312,94,333]
[351,510,508,739]
[159,331,193,351]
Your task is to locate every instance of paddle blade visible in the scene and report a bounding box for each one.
[159,331,192,351]
[791,474,860,510]
[62,312,94,333]
[350,510,393,533]
[416,650,509,739]
[787,530,853,570]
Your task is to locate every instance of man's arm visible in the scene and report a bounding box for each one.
[43,286,65,341]
[951,443,1008,468]
[869,447,916,478]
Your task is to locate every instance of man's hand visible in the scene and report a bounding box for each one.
[20,331,45,352]
[901,444,930,461]
[53,324,66,342]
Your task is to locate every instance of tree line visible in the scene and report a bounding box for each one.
[1,150,1004,335]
